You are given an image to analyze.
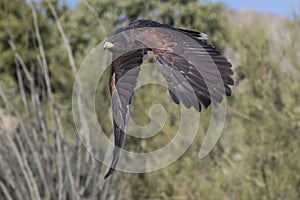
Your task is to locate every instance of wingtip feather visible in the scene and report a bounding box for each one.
[104,168,115,179]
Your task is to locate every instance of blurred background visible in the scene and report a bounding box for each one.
[0,0,300,199]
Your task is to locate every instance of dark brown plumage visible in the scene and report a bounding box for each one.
[103,19,234,179]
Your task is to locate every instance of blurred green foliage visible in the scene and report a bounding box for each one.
[0,0,299,199]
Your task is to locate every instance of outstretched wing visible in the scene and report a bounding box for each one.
[105,49,146,179]
[134,26,233,111]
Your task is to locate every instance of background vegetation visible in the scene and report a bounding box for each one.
[0,0,299,199]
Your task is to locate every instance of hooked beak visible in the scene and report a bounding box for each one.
[104,41,114,50]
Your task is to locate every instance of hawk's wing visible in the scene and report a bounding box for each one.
[104,49,146,179]
[134,27,233,111]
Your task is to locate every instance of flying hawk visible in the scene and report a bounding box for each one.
[103,19,234,179]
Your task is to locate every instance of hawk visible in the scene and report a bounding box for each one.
[103,19,234,179]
